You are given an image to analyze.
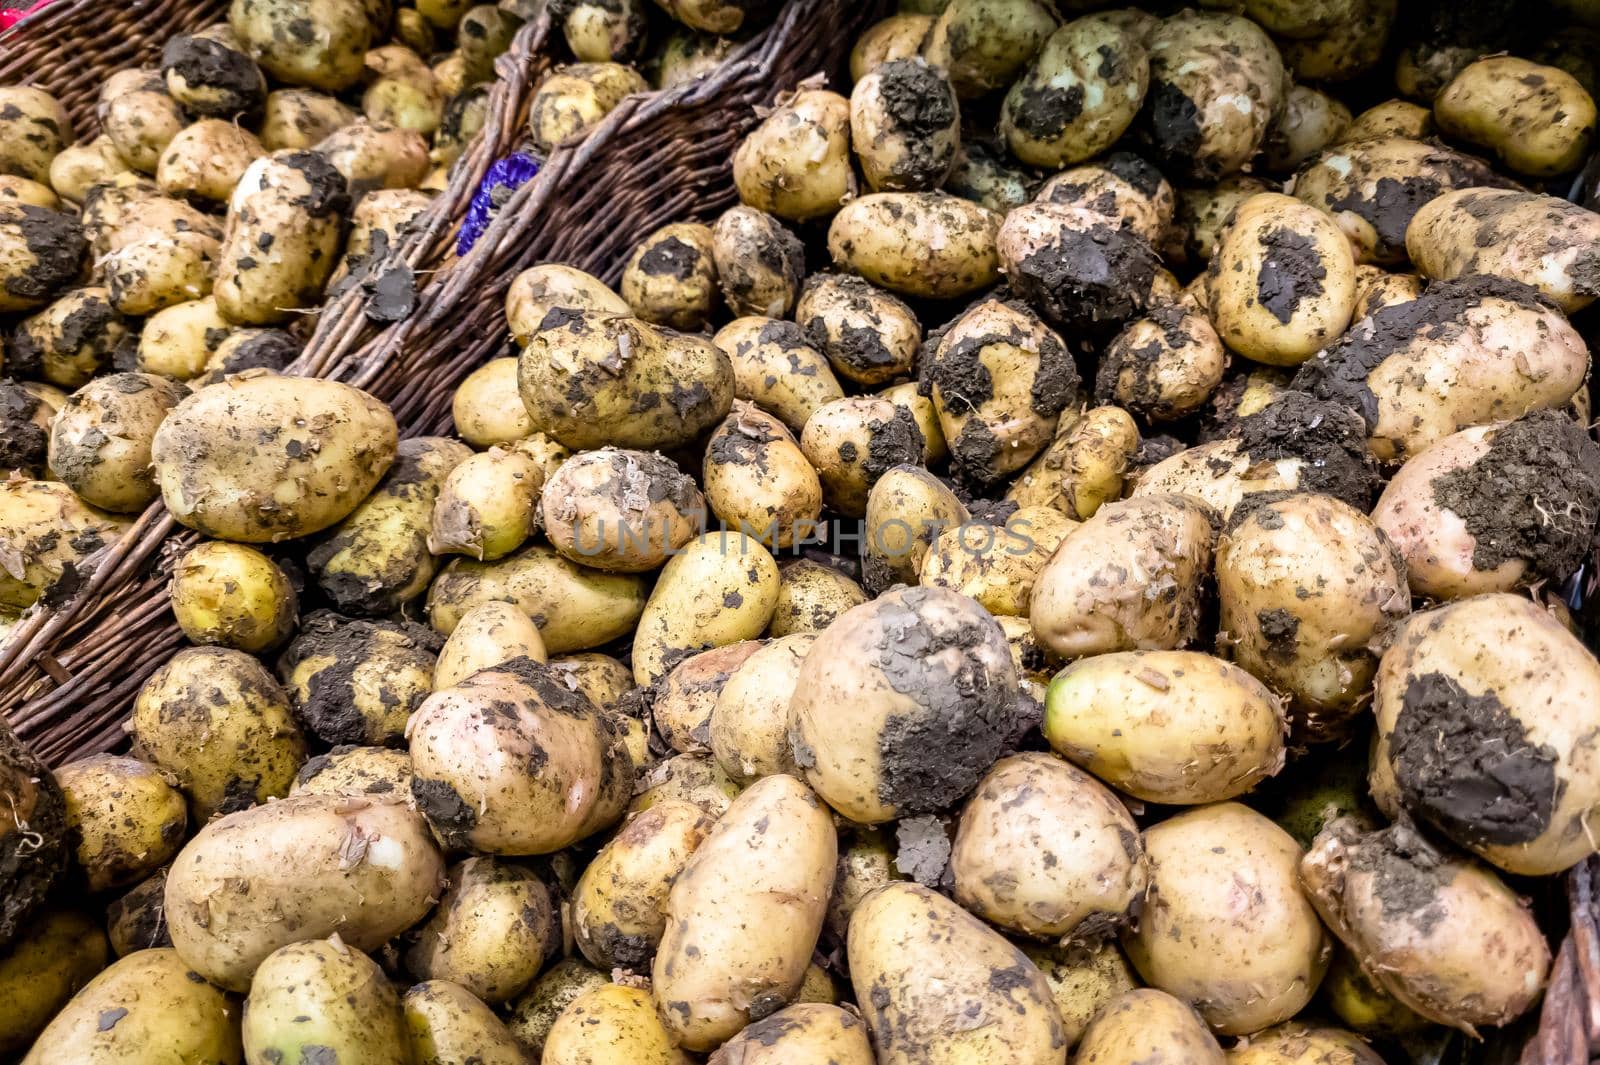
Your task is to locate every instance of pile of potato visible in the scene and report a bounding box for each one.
[6,0,1600,1062]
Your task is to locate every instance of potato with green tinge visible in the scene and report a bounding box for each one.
[923,0,1057,99]
[796,272,921,388]
[1124,803,1330,1035]
[0,87,71,184]
[1074,989,1224,1065]
[1436,57,1595,176]
[406,857,558,1004]
[1002,14,1149,168]
[733,89,855,222]
[243,938,409,1065]
[632,531,780,684]
[712,318,845,434]
[621,222,718,330]
[851,58,960,192]
[55,755,186,893]
[704,404,822,550]
[0,909,108,1057]
[278,611,440,747]
[543,447,704,572]
[405,980,529,1065]
[169,541,296,652]
[828,192,1000,300]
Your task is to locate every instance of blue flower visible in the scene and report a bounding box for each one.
[457,152,542,255]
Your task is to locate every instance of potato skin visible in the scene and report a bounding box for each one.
[545,984,692,1065]
[1023,940,1139,1048]
[733,90,854,222]
[621,222,718,330]
[1044,651,1287,805]
[1002,14,1149,168]
[712,318,844,433]
[923,0,1058,99]
[800,397,926,518]
[1007,406,1140,520]
[849,881,1067,1064]
[651,642,763,755]
[709,633,815,783]
[952,752,1147,939]
[1435,57,1595,176]
[851,59,960,192]
[404,979,529,1065]
[862,465,969,592]
[214,150,348,324]
[1226,1022,1385,1065]
[55,755,187,894]
[291,745,414,802]
[435,601,547,689]
[259,89,358,150]
[0,88,71,184]
[708,1003,875,1065]
[827,192,1000,300]
[20,948,241,1065]
[169,541,297,653]
[1124,804,1330,1035]
[1097,304,1226,421]
[229,0,373,91]
[796,273,921,388]
[406,857,558,1004]
[0,909,108,1056]
[652,775,836,1051]
[710,207,804,320]
[506,264,629,345]
[1075,989,1223,1065]
[632,532,780,685]
[703,405,823,550]
[277,612,440,747]
[164,796,442,991]
[156,120,263,203]
[543,447,704,572]
[528,63,647,151]
[42,373,185,513]
[769,558,868,637]
[243,939,409,1065]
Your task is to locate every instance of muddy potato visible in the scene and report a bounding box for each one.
[48,136,130,204]
[431,87,489,168]
[850,59,959,192]
[44,373,184,513]
[0,909,108,1056]
[0,378,62,476]
[363,45,445,134]
[852,14,935,81]
[1002,13,1149,168]
[792,586,1017,824]
[106,870,173,955]
[824,826,901,939]
[0,204,86,314]
[651,641,764,754]
[0,479,130,609]
[20,948,240,1065]
[1207,193,1356,367]
[924,297,1078,482]
[505,960,610,1059]
[152,372,397,541]
[278,611,439,747]
[1352,267,1424,319]
[1435,57,1594,177]
[160,28,266,118]
[1370,594,1600,875]
[1301,818,1550,1034]
[0,177,59,213]
[850,881,1065,1064]
[920,506,1074,617]
[1320,947,1429,1037]
[649,28,733,88]
[1406,190,1600,313]
[129,647,306,819]
[944,139,1031,213]
[1006,405,1140,519]
[193,328,296,385]
[1292,275,1589,461]
[1217,493,1410,741]
[427,543,648,652]
[529,62,647,151]
[405,980,527,1065]
[1023,940,1139,1048]
[428,446,541,562]
[1030,494,1213,660]
[652,775,835,1050]
[653,0,748,32]
[711,1005,873,1064]
[861,465,968,591]
[0,87,71,184]
[406,857,557,1003]
[1374,413,1600,600]
[547,653,633,713]
[434,601,547,690]
[134,297,231,380]
[1279,0,1394,82]
[631,532,780,685]
[542,984,690,1065]
[1045,649,1286,804]
[800,397,925,517]
[542,447,704,571]
[923,0,1056,99]
[621,222,718,330]
[155,120,262,204]
[796,272,920,388]
[242,938,408,1065]
[164,796,442,991]
[99,74,186,176]
[517,309,734,450]
[879,379,946,463]
[1125,804,1329,1035]
[631,752,742,817]
[1097,304,1225,421]
[213,151,348,324]
[952,752,1146,939]
[101,207,224,318]
[1034,152,1175,246]
[506,263,629,345]
[452,359,534,445]
[55,755,186,894]
[1341,99,1432,142]
[409,659,632,852]
[333,186,431,284]
[705,633,811,783]
[733,89,855,222]
[1262,85,1351,171]
[828,191,999,300]
[998,199,1161,333]
[1176,175,1272,266]
[291,745,414,801]
[711,206,804,319]
[704,405,822,550]
[712,318,845,432]
[260,89,358,150]
[572,798,713,969]
[1226,1023,1385,1065]
[1076,989,1224,1065]
[456,5,522,82]
[228,0,372,90]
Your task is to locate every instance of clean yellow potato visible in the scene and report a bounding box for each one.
[631,532,780,685]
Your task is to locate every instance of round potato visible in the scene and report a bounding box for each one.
[47,373,188,513]
[169,541,296,652]
[435,601,547,689]
[156,120,263,203]
[429,445,544,562]
[0,909,108,1057]
[161,28,267,119]
[243,938,409,1065]
[704,404,822,550]
[1075,989,1224,1065]
[923,0,1058,99]
[406,857,558,1004]
[451,357,535,445]
[650,641,764,755]
[1262,84,1352,171]
[851,58,959,192]
[733,89,854,222]
[1097,304,1226,421]
[709,1003,874,1065]
[0,87,71,184]
[769,559,868,637]
[543,447,704,572]
[711,317,845,433]
[1023,940,1139,1048]
[228,0,373,91]
[861,464,969,592]
[620,222,718,330]
[278,611,440,747]
[528,62,647,151]
[998,199,1161,334]
[851,14,935,81]
[0,480,130,610]
[55,755,186,894]
[405,980,529,1065]
[796,272,921,388]
[545,984,691,1065]
[920,507,1075,618]
[0,204,87,314]
[710,206,805,319]
[259,89,358,151]
[800,396,926,517]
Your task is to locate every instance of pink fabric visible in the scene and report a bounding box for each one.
[1,0,56,32]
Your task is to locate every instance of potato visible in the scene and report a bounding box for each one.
[164,796,443,991]
[998,200,1161,333]
[1207,193,1357,367]
[277,612,437,746]
[879,379,947,463]
[406,857,558,1003]
[1097,304,1225,421]
[155,120,262,203]
[456,4,523,82]
[952,752,1145,939]
[649,28,732,88]
[632,531,780,684]
[711,318,845,433]
[47,136,131,205]
[518,309,734,450]
[0,480,129,610]
[733,89,855,222]
[331,186,431,285]
[1291,275,1589,461]
[363,45,445,134]
[651,641,763,754]
[433,602,548,690]
[259,89,358,151]
[851,58,959,192]
[0,204,86,313]
[44,373,185,514]
[20,948,240,1065]
[431,87,489,167]
[169,542,294,654]
[1279,0,1394,82]
[428,446,541,561]
[828,192,1000,300]
[764,566,863,642]
[800,397,925,517]
[102,209,224,319]
[195,330,306,384]
[316,119,429,191]
[152,372,397,541]
[1034,153,1175,247]
[1405,190,1600,313]
[701,633,808,783]
[1288,137,1509,266]
[1352,266,1424,319]
[849,881,1065,1063]
[1022,940,1139,1048]
[709,1003,874,1064]
[104,873,173,958]
[291,744,413,802]
[703,405,822,550]
[213,151,348,324]
[55,755,186,894]
[528,62,647,151]
[408,659,632,853]
[452,358,535,444]
[652,774,836,1050]
[923,297,1077,482]
[1005,406,1138,519]
[919,506,1072,617]
[405,980,528,1065]
[1175,175,1272,266]
[851,14,935,81]
[924,0,1057,99]
[1125,804,1329,1035]
[573,798,713,970]
[428,543,647,652]
[0,909,108,1056]
[134,297,232,380]
[710,206,804,320]
[1226,1023,1384,1065]
[944,139,1031,213]
[791,586,1018,824]
[1300,818,1550,1034]
[1217,493,1410,741]
[861,464,968,591]
[559,0,646,61]
[1002,14,1149,168]
[129,647,306,820]
[1341,99,1432,142]
[0,87,71,184]
[506,960,611,1059]
[0,378,60,477]
[1075,989,1224,1065]
[1435,57,1595,176]
[160,28,267,119]
[1262,85,1351,171]
[99,74,187,176]
[1320,948,1429,1037]
[543,447,704,571]
[506,263,630,345]
[1141,12,1285,181]
[243,938,409,1065]
[620,221,718,330]
[229,0,373,91]
[540,984,689,1065]
[796,272,920,388]
[0,174,55,207]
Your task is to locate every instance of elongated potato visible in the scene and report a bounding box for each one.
[849,881,1066,1064]
[861,465,969,592]
[243,938,409,1065]
[652,775,836,1051]
[1006,406,1140,519]
[851,59,959,192]
[827,192,1000,300]
[405,980,529,1065]
[631,532,780,685]
[710,208,805,323]
[1002,14,1149,168]
[709,633,815,783]
[703,404,822,550]
[1435,57,1595,176]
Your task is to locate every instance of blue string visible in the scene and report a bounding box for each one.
[457,152,542,256]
